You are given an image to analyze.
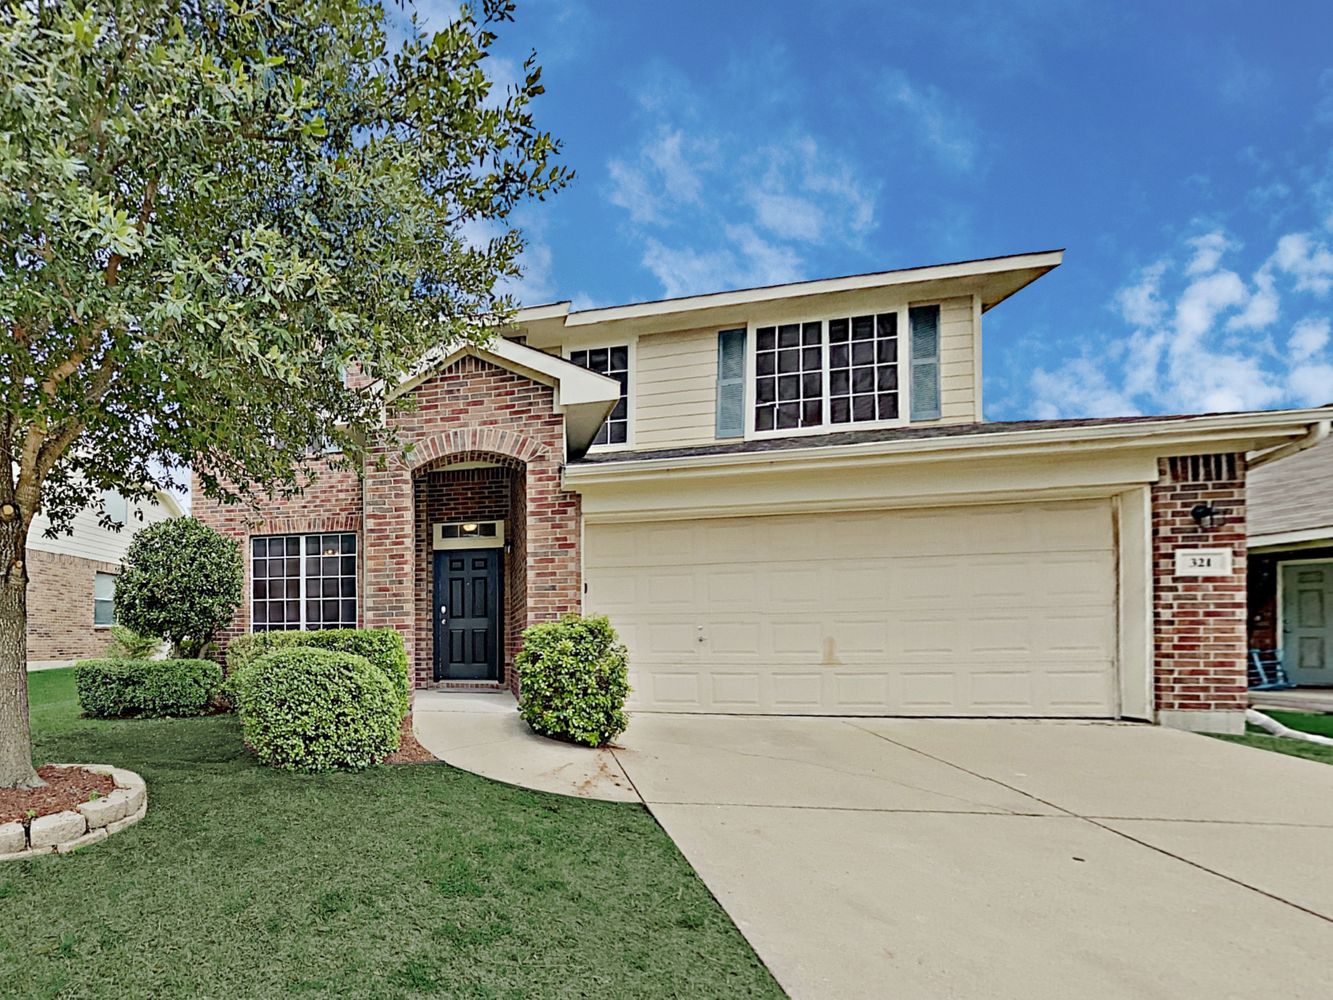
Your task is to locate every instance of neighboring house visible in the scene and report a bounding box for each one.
[26,488,184,667]
[1247,431,1333,686]
[193,249,1332,735]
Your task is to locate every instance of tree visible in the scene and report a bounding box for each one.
[115,518,243,657]
[0,0,569,787]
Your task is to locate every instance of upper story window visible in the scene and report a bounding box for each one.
[752,311,902,433]
[251,533,357,632]
[569,346,629,446]
[93,571,116,626]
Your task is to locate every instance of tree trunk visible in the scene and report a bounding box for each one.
[0,513,40,789]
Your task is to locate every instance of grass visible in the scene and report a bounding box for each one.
[1,669,781,999]
[1212,709,1333,766]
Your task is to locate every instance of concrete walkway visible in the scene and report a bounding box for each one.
[1250,687,1333,714]
[415,701,1333,999]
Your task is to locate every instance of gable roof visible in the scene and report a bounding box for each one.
[1248,432,1333,549]
[385,337,620,459]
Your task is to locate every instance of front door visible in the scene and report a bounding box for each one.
[1282,561,1333,686]
[434,549,502,681]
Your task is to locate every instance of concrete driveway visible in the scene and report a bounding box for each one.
[613,716,1333,999]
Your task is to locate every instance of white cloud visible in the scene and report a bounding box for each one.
[642,225,801,299]
[1290,317,1330,360]
[1272,232,1333,295]
[1034,225,1333,418]
[881,70,980,173]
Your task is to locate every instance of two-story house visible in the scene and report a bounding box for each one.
[193,249,1332,735]
[27,488,184,667]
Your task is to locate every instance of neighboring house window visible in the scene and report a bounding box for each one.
[102,489,127,526]
[93,572,116,626]
[569,346,629,445]
[251,533,357,632]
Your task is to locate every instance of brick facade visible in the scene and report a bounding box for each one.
[196,354,582,694]
[1151,453,1248,730]
[25,549,120,663]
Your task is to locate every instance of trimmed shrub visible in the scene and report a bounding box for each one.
[516,614,630,748]
[224,628,409,717]
[75,658,223,718]
[234,647,401,772]
[115,518,242,657]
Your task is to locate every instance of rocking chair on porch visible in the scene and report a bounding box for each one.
[1248,649,1294,691]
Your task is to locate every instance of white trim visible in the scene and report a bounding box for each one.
[248,531,359,633]
[743,309,916,441]
[566,407,1333,484]
[432,520,505,550]
[1249,525,1333,551]
[1115,487,1153,721]
[555,250,1064,327]
[971,293,984,421]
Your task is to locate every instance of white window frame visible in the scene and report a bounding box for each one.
[743,306,914,441]
[249,532,359,633]
[93,571,116,627]
[563,338,637,452]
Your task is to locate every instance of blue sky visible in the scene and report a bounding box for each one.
[421,0,1333,421]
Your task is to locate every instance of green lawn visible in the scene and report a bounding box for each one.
[2,669,781,999]
[1212,709,1333,766]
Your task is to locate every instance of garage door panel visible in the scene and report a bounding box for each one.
[589,500,1118,717]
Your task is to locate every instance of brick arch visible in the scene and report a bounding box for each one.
[408,427,550,470]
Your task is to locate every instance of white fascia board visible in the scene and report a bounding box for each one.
[564,408,1333,484]
[558,250,1065,327]
[1249,526,1333,551]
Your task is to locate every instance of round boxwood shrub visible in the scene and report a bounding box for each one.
[75,658,223,718]
[115,518,242,657]
[515,614,630,748]
[234,647,401,772]
[224,628,409,717]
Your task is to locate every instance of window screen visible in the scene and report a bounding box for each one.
[94,572,116,626]
[251,533,357,631]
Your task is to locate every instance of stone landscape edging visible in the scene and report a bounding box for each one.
[0,765,147,861]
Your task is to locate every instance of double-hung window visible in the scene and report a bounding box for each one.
[569,346,629,446]
[251,533,357,631]
[752,311,903,433]
[93,572,116,626]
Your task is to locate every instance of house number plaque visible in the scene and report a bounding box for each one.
[1174,548,1232,577]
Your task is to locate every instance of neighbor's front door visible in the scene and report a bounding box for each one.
[1282,561,1333,686]
[434,549,502,681]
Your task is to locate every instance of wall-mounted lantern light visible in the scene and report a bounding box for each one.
[1190,503,1222,531]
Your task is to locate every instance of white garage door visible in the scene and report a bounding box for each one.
[585,499,1118,717]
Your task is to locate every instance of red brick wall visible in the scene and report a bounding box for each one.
[362,355,581,689]
[25,550,120,662]
[191,456,363,646]
[1151,453,1248,717]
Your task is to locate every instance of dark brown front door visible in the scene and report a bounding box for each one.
[434,549,502,681]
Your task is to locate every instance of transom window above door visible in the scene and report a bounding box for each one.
[569,346,629,445]
[753,312,901,433]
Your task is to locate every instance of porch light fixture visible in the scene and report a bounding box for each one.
[1190,503,1221,531]
[461,522,479,535]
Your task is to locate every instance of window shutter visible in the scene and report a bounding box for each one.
[716,328,747,438]
[909,305,941,421]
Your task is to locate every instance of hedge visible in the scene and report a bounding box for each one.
[225,628,409,717]
[515,614,629,748]
[233,647,401,772]
[75,658,223,718]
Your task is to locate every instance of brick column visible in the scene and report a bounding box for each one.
[361,456,416,666]
[1151,453,1247,734]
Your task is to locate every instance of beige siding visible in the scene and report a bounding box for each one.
[28,494,180,565]
[936,295,978,423]
[634,326,719,448]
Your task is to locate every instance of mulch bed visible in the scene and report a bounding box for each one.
[0,766,116,825]
[384,715,439,765]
